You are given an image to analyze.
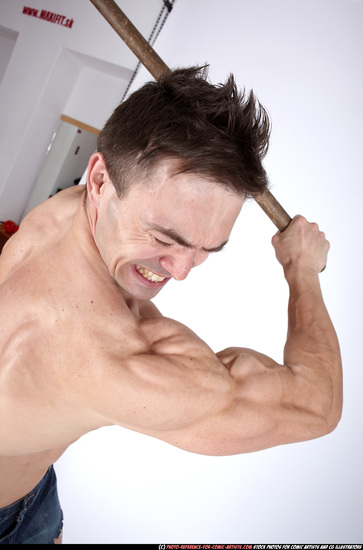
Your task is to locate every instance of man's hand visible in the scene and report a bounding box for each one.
[271,215,329,275]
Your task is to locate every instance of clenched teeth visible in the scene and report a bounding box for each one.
[136,265,167,283]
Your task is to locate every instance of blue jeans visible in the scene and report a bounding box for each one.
[0,465,63,544]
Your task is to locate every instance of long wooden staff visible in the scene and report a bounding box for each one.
[89,0,292,231]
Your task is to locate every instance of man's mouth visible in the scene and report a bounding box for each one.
[135,265,167,283]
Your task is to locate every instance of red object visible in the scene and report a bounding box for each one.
[4,220,15,233]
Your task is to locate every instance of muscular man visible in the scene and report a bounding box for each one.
[0,67,342,543]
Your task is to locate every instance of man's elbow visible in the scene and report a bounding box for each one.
[300,360,343,438]
[313,392,343,439]
[325,400,343,435]
[325,371,343,435]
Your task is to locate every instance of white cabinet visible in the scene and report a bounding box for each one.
[22,116,98,218]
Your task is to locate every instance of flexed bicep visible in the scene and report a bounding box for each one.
[93,313,333,456]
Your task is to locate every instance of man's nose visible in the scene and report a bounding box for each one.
[159,248,209,281]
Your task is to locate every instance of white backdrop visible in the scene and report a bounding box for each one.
[56,0,363,543]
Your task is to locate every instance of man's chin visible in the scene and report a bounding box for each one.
[118,278,169,302]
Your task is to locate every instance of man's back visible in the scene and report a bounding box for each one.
[0,179,235,507]
[0,186,147,506]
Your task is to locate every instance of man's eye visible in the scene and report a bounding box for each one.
[154,237,173,248]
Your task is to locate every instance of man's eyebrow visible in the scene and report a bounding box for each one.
[205,240,229,253]
[148,224,229,253]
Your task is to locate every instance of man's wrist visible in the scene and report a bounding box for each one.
[283,261,321,287]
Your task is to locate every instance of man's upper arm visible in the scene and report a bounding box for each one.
[97,316,331,456]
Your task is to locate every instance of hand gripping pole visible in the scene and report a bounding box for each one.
[89,0,292,232]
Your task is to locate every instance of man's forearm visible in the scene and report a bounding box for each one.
[283,266,343,429]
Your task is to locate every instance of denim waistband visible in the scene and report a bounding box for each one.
[0,465,52,517]
[0,465,62,544]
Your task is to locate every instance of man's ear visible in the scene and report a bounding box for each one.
[86,152,109,209]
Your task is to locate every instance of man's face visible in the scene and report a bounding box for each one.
[92,161,243,300]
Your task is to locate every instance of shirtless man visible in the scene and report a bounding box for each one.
[0,67,342,543]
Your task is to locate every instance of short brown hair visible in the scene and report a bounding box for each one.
[97,66,270,198]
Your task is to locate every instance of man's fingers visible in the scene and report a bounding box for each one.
[271,215,329,273]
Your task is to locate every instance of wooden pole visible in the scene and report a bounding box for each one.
[89,0,170,79]
[89,0,292,232]
[253,189,292,231]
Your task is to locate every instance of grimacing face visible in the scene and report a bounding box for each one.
[87,155,244,300]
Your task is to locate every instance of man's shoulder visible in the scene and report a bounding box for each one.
[0,188,84,280]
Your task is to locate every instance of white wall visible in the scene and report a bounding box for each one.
[0,0,167,221]
[0,25,18,85]
[55,0,363,543]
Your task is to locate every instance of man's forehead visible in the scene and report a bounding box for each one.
[130,167,243,249]
[137,160,240,197]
